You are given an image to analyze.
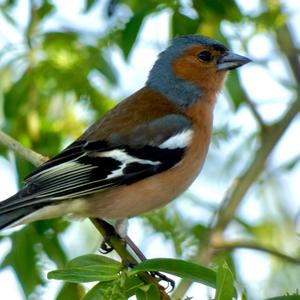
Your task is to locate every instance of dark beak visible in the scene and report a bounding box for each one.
[217,51,251,71]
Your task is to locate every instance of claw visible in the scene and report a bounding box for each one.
[99,239,114,254]
[152,271,175,292]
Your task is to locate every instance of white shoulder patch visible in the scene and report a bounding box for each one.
[98,149,161,179]
[98,149,160,165]
[159,129,193,149]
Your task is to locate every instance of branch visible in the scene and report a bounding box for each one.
[212,240,300,265]
[0,130,48,166]
[0,130,170,299]
[173,238,300,299]
[277,25,300,84]
[243,95,267,129]
[214,99,300,232]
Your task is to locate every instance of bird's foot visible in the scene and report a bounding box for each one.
[99,238,114,254]
[151,271,175,292]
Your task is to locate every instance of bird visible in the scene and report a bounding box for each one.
[0,35,251,235]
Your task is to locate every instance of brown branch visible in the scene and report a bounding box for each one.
[0,130,48,166]
[277,25,300,84]
[243,95,267,129]
[212,240,300,265]
[213,98,300,233]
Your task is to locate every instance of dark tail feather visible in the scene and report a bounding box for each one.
[0,207,34,229]
[0,193,43,230]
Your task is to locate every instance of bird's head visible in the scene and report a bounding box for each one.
[147,35,251,107]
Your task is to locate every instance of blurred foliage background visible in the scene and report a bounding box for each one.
[0,0,300,299]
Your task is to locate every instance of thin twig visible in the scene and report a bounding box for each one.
[212,240,300,265]
[243,95,267,129]
[213,97,300,232]
[0,130,47,166]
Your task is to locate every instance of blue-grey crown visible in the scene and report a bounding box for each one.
[146,35,227,107]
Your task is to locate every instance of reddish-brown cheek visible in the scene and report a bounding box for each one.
[172,56,227,93]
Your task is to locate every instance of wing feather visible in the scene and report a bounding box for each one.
[0,115,193,214]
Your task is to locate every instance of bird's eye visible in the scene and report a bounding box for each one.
[197,51,213,62]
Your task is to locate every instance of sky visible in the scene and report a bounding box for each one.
[0,0,300,299]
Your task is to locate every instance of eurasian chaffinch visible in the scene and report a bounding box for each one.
[0,35,250,234]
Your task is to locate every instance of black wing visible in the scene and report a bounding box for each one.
[0,114,193,214]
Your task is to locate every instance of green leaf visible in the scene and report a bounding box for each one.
[83,279,129,300]
[48,254,122,283]
[87,46,117,84]
[84,0,97,12]
[82,282,110,300]
[172,11,199,36]
[124,275,145,297]
[136,284,161,300]
[226,71,247,109]
[36,1,54,20]
[192,0,242,22]
[4,69,31,118]
[192,224,209,241]
[56,282,85,300]
[131,258,216,288]
[120,10,147,58]
[95,54,118,84]
[215,260,236,300]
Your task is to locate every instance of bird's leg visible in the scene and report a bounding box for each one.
[98,220,117,254]
[115,219,148,261]
[97,218,128,253]
[115,218,129,240]
[95,218,175,291]
[125,235,175,291]
[125,234,147,261]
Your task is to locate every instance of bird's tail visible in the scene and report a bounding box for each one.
[0,192,43,230]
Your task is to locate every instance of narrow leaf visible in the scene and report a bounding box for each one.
[84,0,97,12]
[48,254,122,283]
[67,254,121,269]
[215,260,236,300]
[82,282,111,300]
[124,275,145,297]
[83,279,128,300]
[131,258,216,288]
[91,49,117,84]
[121,10,146,58]
[56,282,85,300]
[172,11,199,36]
[136,284,161,300]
